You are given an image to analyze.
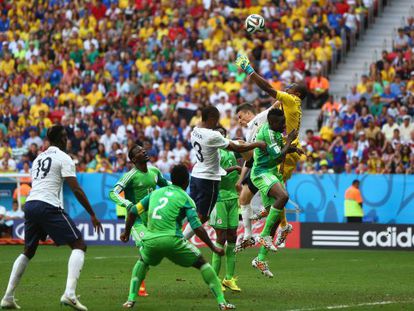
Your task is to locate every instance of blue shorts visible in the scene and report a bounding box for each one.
[190,176,220,217]
[24,200,82,248]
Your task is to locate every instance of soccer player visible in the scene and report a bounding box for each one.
[109,144,169,298]
[235,52,307,247]
[182,105,266,240]
[1,125,103,311]
[120,164,236,310]
[209,127,241,292]
[234,101,282,252]
[250,109,300,277]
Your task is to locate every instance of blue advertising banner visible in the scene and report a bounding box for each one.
[63,173,414,224]
[287,174,414,224]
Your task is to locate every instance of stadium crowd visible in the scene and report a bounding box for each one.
[0,0,407,179]
[301,16,414,174]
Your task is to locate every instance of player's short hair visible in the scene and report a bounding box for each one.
[215,126,227,137]
[289,83,308,100]
[201,105,220,122]
[267,108,284,121]
[128,144,141,160]
[47,124,65,144]
[170,164,189,187]
[236,103,255,114]
[352,179,360,186]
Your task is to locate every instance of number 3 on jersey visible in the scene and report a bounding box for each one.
[193,141,204,162]
[152,197,169,220]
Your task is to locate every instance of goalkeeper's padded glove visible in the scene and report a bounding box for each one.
[235,52,255,75]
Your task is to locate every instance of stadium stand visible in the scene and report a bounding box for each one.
[0,0,409,178]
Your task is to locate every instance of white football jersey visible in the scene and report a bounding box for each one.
[191,127,230,180]
[27,146,76,207]
[245,107,272,142]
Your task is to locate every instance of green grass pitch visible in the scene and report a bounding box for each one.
[0,246,413,311]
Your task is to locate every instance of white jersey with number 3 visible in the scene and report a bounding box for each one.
[190,127,230,181]
[27,146,76,207]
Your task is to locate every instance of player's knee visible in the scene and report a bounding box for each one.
[70,238,87,252]
[193,256,206,269]
[280,191,289,206]
[239,186,252,205]
[226,229,237,243]
[216,230,227,245]
[23,248,36,259]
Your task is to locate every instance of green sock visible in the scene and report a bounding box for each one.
[211,242,224,276]
[200,263,226,304]
[260,207,282,237]
[258,246,268,261]
[128,260,149,301]
[225,242,236,280]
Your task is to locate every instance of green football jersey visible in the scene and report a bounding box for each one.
[252,122,285,177]
[109,166,169,224]
[218,149,239,201]
[133,185,202,240]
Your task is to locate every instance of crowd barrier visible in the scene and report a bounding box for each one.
[59,173,414,224]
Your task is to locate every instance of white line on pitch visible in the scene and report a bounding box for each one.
[286,300,414,311]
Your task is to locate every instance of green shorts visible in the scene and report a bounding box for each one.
[209,198,239,229]
[140,236,201,267]
[251,172,283,208]
[131,222,147,247]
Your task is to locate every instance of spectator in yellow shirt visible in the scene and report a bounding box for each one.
[85,84,103,106]
[223,74,240,94]
[0,53,15,75]
[29,97,49,118]
[381,61,395,83]
[357,74,370,94]
[34,110,53,128]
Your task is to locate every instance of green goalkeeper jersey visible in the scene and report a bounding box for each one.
[132,185,202,240]
[109,166,169,224]
[218,149,239,201]
[252,122,285,177]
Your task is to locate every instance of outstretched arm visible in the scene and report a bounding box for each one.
[226,140,267,153]
[235,52,277,98]
[250,72,278,98]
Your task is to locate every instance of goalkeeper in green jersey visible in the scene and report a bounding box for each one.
[209,127,242,292]
[250,109,301,278]
[109,144,169,297]
[120,164,236,310]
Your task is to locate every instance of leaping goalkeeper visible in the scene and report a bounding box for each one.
[235,52,307,250]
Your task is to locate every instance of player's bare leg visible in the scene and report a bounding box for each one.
[60,238,88,311]
[235,185,256,252]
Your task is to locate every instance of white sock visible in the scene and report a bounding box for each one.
[241,204,253,239]
[183,223,195,240]
[4,254,29,299]
[64,249,85,299]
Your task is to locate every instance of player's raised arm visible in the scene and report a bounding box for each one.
[235,52,277,98]
[65,177,103,233]
[226,140,267,153]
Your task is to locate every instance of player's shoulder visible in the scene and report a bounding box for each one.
[148,166,161,174]
[192,127,221,140]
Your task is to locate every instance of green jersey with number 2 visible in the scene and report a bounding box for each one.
[134,185,202,240]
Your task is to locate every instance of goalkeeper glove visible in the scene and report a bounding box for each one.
[235,52,255,75]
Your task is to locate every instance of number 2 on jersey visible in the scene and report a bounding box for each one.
[193,141,204,162]
[35,157,52,179]
[152,197,168,220]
